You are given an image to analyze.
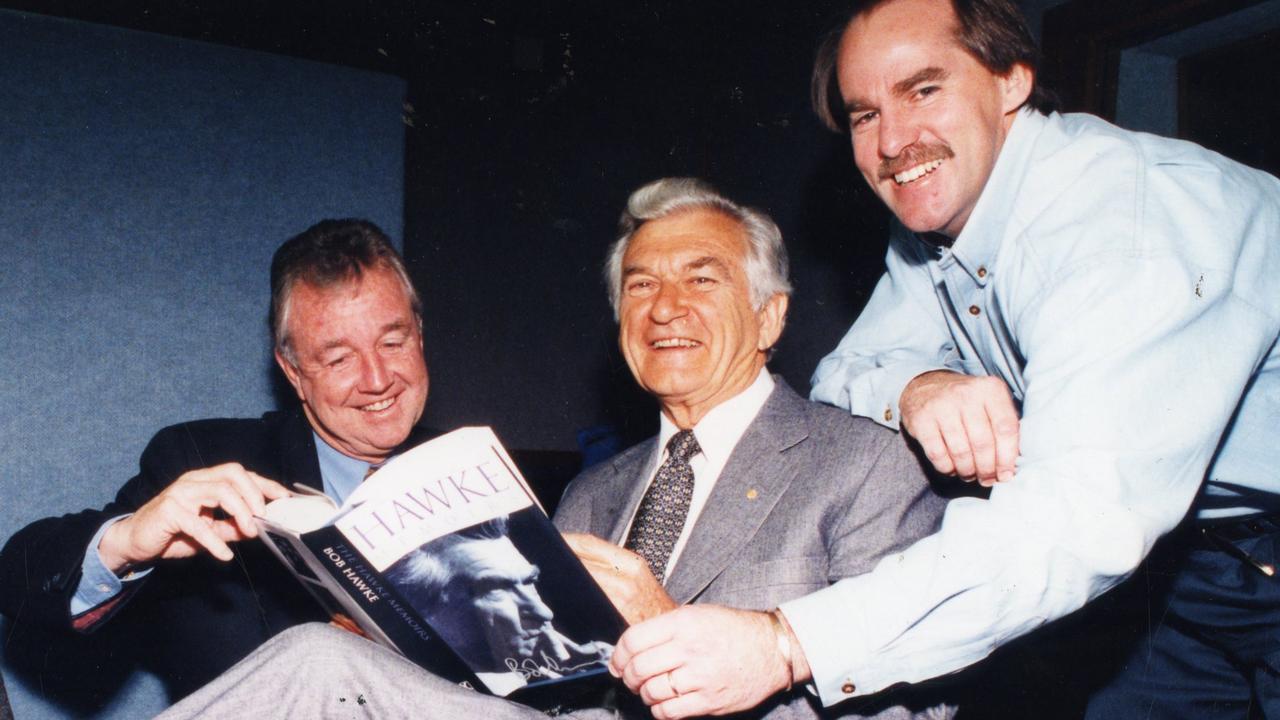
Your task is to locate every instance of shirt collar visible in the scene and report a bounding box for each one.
[313,432,372,505]
[943,107,1048,285]
[656,368,775,466]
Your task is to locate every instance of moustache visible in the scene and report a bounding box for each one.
[878,143,955,180]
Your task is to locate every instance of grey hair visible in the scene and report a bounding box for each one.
[605,177,792,319]
[384,516,511,604]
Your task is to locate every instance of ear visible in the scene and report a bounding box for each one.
[1000,62,1034,115]
[274,349,308,402]
[756,293,789,351]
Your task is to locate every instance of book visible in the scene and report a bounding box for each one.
[256,427,626,706]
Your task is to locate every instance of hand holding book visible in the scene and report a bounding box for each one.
[564,533,677,625]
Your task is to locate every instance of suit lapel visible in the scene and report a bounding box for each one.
[276,409,324,492]
[663,382,810,604]
[590,439,659,544]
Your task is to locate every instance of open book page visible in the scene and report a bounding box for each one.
[261,487,336,533]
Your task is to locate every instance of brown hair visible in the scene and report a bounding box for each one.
[811,0,1058,132]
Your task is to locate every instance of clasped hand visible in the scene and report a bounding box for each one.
[900,370,1020,486]
[608,605,796,719]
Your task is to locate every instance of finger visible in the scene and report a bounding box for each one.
[220,465,293,515]
[564,534,611,564]
[934,413,975,479]
[651,691,707,720]
[609,628,636,677]
[208,464,272,517]
[248,471,294,501]
[620,641,686,693]
[906,420,956,476]
[569,534,642,574]
[173,509,234,561]
[611,611,680,678]
[563,532,608,552]
[639,670,678,705]
[205,481,261,539]
[210,517,256,544]
[986,398,1020,483]
[960,403,998,484]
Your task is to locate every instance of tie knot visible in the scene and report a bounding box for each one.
[666,430,700,463]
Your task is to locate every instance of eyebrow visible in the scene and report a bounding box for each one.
[893,67,949,96]
[622,255,731,277]
[470,565,538,585]
[378,320,412,335]
[317,321,412,352]
[843,66,950,115]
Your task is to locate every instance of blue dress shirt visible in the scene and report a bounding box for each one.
[791,109,1280,702]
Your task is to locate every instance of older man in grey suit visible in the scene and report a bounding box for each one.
[157,178,952,720]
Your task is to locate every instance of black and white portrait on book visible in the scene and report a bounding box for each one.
[384,513,614,696]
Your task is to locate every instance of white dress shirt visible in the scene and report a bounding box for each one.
[622,368,775,580]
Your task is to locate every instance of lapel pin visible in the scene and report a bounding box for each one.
[746,488,759,500]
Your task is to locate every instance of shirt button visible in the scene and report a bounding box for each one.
[842,681,856,694]
[883,408,894,422]
[977,266,988,278]
[97,583,111,593]
[968,305,981,316]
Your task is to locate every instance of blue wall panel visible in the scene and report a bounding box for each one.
[0,10,404,718]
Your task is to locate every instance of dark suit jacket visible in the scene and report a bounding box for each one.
[0,409,429,703]
[553,380,952,719]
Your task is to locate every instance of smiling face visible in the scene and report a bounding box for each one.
[837,0,1030,239]
[618,208,787,428]
[275,266,428,463]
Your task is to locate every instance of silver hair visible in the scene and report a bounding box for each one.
[605,177,792,319]
[384,516,511,604]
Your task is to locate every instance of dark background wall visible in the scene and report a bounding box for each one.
[399,3,891,452]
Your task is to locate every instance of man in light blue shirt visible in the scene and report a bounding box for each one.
[607,0,1280,718]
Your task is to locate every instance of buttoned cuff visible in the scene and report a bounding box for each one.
[778,577,885,704]
[71,515,152,616]
[876,362,952,431]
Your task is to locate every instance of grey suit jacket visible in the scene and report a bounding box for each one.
[552,379,953,719]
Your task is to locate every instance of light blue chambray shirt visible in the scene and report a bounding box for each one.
[790,109,1280,702]
[72,433,369,615]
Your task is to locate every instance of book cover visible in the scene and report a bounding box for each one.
[256,427,625,701]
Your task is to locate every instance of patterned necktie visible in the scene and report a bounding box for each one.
[625,430,701,583]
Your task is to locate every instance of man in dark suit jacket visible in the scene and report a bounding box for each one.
[156,178,952,720]
[0,219,431,702]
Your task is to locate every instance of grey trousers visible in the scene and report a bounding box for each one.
[155,623,620,720]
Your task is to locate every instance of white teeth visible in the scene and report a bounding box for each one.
[362,397,395,412]
[894,158,943,185]
[652,338,699,348]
